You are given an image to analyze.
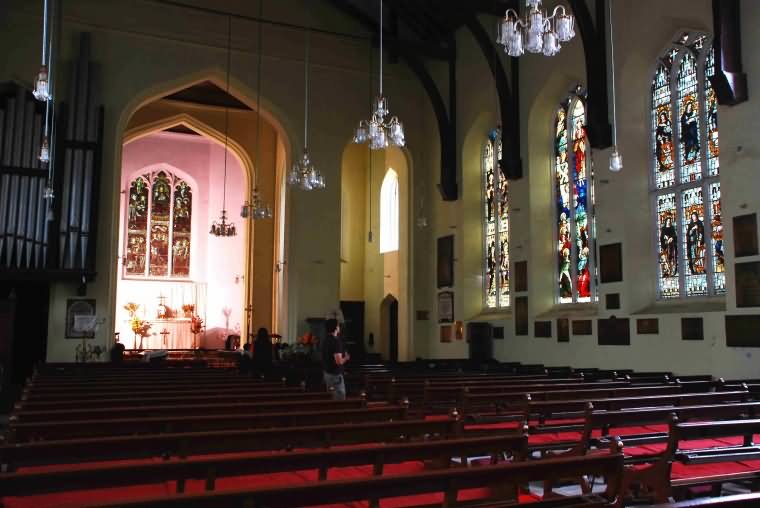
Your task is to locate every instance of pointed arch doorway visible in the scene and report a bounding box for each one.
[114,79,289,350]
[380,294,399,363]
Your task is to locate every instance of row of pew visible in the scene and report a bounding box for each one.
[0,362,758,506]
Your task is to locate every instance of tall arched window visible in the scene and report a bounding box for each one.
[652,33,723,299]
[554,93,595,304]
[380,168,399,254]
[125,170,192,278]
[483,128,509,309]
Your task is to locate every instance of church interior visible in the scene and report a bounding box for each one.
[1,0,760,506]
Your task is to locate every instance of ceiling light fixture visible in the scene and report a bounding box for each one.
[241,0,273,220]
[497,0,576,57]
[352,0,405,150]
[210,16,237,237]
[287,17,325,191]
[607,0,623,172]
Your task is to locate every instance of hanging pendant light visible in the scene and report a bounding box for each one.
[241,0,272,220]
[287,19,325,191]
[607,0,623,172]
[210,16,237,237]
[497,0,575,57]
[33,0,52,101]
[352,0,406,150]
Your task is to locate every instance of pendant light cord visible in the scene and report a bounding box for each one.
[45,0,56,185]
[378,0,383,97]
[222,14,232,212]
[367,40,373,241]
[41,0,49,65]
[254,0,263,192]
[608,0,617,147]
[304,21,310,150]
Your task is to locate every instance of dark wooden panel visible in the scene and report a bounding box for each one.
[534,321,551,338]
[513,260,527,292]
[436,235,454,288]
[733,213,758,258]
[725,315,760,347]
[598,318,630,346]
[599,243,623,283]
[515,296,528,336]
[735,261,760,308]
[605,293,620,310]
[636,318,659,334]
[681,317,704,341]
[572,319,592,335]
[557,318,569,342]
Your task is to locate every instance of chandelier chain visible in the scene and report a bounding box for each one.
[379,0,383,96]
[222,14,232,213]
[609,0,617,147]
[304,25,310,148]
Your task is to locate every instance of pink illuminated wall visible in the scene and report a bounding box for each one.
[116,131,247,349]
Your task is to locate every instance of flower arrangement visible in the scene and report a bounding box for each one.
[182,304,195,318]
[124,302,139,317]
[190,315,204,334]
[130,316,152,337]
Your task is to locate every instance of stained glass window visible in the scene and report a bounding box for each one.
[483,128,509,309]
[125,170,192,279]
[554,95,595,304]
[651,33,723,298]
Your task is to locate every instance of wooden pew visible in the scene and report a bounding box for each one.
[11,397,368,422]
[624,416,760,503]
[15,391,332,411]
[0,417,466,471]
[20,384,306,403]
[572,401,760,460]
[74,451,625,508]
[462,385,685,415]
[463,391,751,455]
[643,492,760,507]
[6,404,410,442]
[0,435,527,500]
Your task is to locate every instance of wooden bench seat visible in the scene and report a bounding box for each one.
[15,391,331,411]
[6,405,410,442]
[619,417,760,503]
[70,451,624,508]
[11,397,367,422]
[0,435,527,504]
[642,492,760,507]
[0,418,466,471]
[20,384,306,403]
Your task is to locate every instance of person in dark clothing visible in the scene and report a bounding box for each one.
[321,318,349,400]
[253,327,273,374]
[110,338,126,364]
[239,343,253,375]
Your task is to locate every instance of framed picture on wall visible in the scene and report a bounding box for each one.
[734,214,759,258]
[438,291,454,323]
[437,235,454,288]
[65,299,97,339]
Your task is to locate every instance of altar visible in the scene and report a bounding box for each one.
[145,318,193,349]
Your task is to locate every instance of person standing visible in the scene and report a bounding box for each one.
[322,318,349,400]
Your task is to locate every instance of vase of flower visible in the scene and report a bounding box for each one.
[182,304,195,319]
[190,315,204,349]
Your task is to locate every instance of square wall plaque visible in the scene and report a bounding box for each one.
[534,321,552,338]
[636,318,659,334]
[598,317,630,346]
[681,317,704,341]
[572,320,593,335]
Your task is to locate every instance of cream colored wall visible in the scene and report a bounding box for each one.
[417,0,760,378]
[339,144,367,302]
[0,0,429,360]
